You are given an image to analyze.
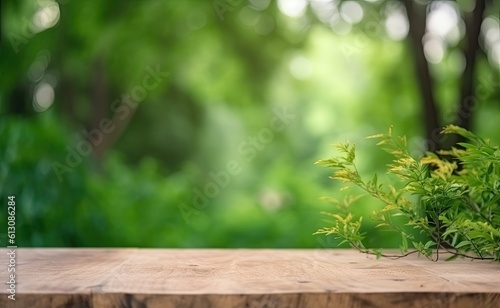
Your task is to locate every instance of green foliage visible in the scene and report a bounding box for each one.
[315,125,500,261]
[2,0,500,249]
[0,113,89,246]
[0,115,326,248]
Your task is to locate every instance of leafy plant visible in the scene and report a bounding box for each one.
[314,125,500,261]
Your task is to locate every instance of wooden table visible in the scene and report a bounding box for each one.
[1,249,499,307]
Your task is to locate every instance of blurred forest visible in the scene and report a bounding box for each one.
[0,0,499,248]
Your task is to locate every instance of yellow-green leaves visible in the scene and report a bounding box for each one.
[315,126,500,261]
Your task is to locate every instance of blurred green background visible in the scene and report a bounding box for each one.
[1,0,499,248]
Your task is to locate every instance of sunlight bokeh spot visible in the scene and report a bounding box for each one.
[480,16,500,68]
[239,6,261,26]
[489,41,500,68]
[482,16,500,47]
[259,189,285,212]
[330,14,352,35]
[32,1,60,33]
[289,55,312,80]
[427,1,460,41]
[28,51,50,82]
[278,0,307,18]
[310,0,338,24]
[423,35,445,64]
[255,14,275,35]
[340,1,364,24]
[385,10,409,41]
[33,83,55,112]
[249,0,271,11]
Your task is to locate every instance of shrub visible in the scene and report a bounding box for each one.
[314,125,500,261]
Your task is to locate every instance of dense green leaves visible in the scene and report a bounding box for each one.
[2,0,500,249]
[315,125,500,261]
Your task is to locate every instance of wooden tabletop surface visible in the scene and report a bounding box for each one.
[1,248,499,307]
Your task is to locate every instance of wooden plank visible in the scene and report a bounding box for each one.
[1,249,499,307]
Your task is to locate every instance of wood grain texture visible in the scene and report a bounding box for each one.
[1,249,499,307]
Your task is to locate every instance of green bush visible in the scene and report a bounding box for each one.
[315,125,500,261]
[0,113,89,246]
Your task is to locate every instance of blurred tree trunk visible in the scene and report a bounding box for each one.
[403,0,442,152]
[451,0,486,146]
[404,0,486,152]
